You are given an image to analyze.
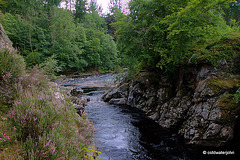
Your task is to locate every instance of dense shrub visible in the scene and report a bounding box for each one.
[0,49,25,105]
[25,51,42,67]
[21,67,49,90]
[6,85,96,159]
[0,50,98,159]
[234,88,240,103]
[38,55,62,80]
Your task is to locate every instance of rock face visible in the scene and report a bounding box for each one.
[0,23,14,51]
[102,64,240,147]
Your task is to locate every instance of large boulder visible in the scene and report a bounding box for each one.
[70,87,83,97]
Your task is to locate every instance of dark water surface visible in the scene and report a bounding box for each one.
[64,74,239,160]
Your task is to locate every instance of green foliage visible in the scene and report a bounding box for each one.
[223,0,240,25]
[49,7,81,70]
[38,55,62,80]
[0,49,26,104]
[1,1,119,74]
[114,0,237,75]
[25,51,42,67]
[234,88,240,103]
[193,31,240,72]
[74,0,87,22]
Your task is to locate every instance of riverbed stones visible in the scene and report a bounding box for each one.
[102,65,240,147]
[71,97,88,106]
[73,104,84,115]
[59,85,73,96]
[70,87,83,97]
[52,82,89,115]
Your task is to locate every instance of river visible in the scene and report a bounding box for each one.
[63,73,239,160]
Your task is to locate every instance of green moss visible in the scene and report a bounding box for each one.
[203,78,223,95]
[218,94,238,111]
[207,77,240,90]
[216,94,240,125]
[205,77,240,96]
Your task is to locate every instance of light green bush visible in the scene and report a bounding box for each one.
[38,55,62,80]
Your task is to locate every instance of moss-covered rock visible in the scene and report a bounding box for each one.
[207,76,240,90]
[194,75,240,99]
[216,94,240,125]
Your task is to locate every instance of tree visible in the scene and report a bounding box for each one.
[105,1,123,41]
[99,34,118,70]
[0,0,7,11]
[114,0,234,73]
[49,7,77,68]
[44,0,62,7]
[1,0,119,73]
[223,0,240,25]
[74,0,87,22]
[89,0,98,12]
[109,0,122,10]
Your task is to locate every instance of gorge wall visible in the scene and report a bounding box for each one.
[0,23,14,51]
[102,63,240,147]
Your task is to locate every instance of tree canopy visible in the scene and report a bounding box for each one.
[114,0,239,74]
[0,0,119,73]
[1,0,239,75]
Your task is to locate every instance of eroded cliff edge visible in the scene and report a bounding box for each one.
[0,23,14,51]
[102,62,240,147]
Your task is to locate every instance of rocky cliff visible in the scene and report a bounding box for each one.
[0,23,14,51]
[102,63,240,147]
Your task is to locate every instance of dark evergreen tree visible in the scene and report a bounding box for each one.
[74,0,87,22]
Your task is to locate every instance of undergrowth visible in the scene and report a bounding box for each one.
[0,50,99,159]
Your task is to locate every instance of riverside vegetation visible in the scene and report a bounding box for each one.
[0,31,98,159]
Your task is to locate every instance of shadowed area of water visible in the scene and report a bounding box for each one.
[64,74,240,160]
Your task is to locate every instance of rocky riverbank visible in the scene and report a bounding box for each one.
[102,63,240,147]
[50,80,90,115]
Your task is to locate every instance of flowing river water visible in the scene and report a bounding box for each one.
[63,73,239,160]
